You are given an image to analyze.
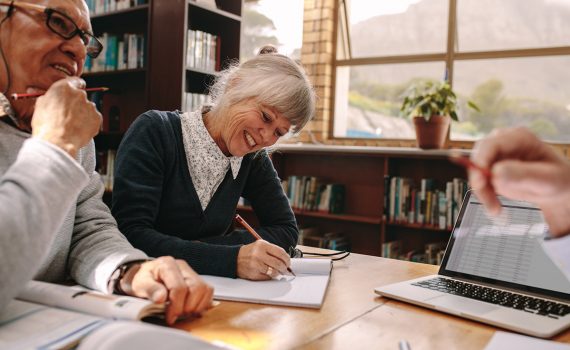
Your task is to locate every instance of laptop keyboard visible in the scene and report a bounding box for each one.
[412,277,570,319]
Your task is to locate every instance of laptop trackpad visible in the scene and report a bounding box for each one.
[428,295,500,315]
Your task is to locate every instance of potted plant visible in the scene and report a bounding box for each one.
[400,80,479,149]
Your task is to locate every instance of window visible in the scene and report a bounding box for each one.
[240,0,304,61]
[334,0,570,142]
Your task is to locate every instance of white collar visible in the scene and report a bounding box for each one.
[181,110,243,180]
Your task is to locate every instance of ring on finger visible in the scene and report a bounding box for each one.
[266,266,273,276]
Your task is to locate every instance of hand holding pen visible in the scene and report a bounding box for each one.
[31,77,102,158]
[235,214,296,280]
[457,127,570,237]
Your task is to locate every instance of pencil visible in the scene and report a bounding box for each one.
[234,214,296,276]
[448,151,492,179]
[11,87,110,100]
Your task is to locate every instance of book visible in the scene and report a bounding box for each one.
[201,258,332,309]
[0,281,221,349]
[17,280,164,321]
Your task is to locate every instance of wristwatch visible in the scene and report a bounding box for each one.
[107,260,147,295]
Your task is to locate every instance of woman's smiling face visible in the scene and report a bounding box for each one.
[218,99,291,157]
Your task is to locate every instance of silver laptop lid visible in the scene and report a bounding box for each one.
[438,190,570,301]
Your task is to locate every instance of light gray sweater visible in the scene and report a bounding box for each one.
[0,122,147,312]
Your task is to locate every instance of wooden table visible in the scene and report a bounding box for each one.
[175,250,570,349]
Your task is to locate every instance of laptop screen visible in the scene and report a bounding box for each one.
[439,190,570,300]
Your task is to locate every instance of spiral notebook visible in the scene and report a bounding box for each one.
[202,258,332,309]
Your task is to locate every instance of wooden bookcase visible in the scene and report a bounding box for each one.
[237,144,469,261]
[85,0,242,204]
[148,0,242,110]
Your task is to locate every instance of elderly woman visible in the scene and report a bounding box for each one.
[112,46,316,280]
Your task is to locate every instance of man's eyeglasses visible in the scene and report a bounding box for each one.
[0,1,103,58]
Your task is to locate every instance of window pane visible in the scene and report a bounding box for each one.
[457,0,570,52]
[452,56,570,142]
[343,0,448,58]
[241,0,303,61]
[334,62,446,139]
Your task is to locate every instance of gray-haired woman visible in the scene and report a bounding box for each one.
[112,46,316,281]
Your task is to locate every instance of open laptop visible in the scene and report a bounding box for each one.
[375,190,570,338]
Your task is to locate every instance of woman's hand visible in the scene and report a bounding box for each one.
[469,127,570,237]
[237,240,292,280]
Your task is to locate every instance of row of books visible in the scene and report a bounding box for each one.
[96,149,116,192]
[384,176,468,230]
[85,33,145,73]
[86,0,147,15]
[186,29,220,72]
[298,227,350,251]
[282,176,346,214]
[183,93,211,113]
[382,240,447,265]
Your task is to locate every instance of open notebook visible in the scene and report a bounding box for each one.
[202,258,332,309]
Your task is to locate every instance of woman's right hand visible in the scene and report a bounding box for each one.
[469,127,570,237]
[237,240,292,280]
[31,77,102,158]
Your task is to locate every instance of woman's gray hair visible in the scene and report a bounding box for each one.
[208,46,316,134]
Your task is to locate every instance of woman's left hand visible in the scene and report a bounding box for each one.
[237,240,291,280]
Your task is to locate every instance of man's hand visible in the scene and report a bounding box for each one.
[469,127,570,237]
[31,77,101,158]
[237,240,291,280]
[118,257,214,325]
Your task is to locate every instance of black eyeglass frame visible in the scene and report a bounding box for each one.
[289,246,351,261]
[0,1,103,58]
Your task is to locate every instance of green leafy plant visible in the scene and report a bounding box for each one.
[400,80,480,122]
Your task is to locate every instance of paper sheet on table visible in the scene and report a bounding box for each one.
[542,234,570,282]
[484,331,570,350]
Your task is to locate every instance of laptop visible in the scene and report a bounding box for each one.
[375,190,570,338]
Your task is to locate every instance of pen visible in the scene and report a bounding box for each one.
[234,214,296,276]
[398,339,411,350]
[11,87,110,100]
[448,151,492,179]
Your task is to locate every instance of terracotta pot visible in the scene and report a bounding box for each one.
[412,115,450,149]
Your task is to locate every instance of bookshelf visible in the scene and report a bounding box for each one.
[84,0,243,202]
[236,144,469,262]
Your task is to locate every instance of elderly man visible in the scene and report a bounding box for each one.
[0,0,212,325]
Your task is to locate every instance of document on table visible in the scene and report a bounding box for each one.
[484,331,570,350]
[202,258,332,309]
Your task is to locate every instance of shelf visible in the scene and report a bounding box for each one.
[91,5,150,34]
[274,143,471,159]
[385,221,452,232]
[90,4,149,20]
[185,69,218,93]
[186,67,220,76]
[83,69,147,90]
[83,68,147,78]
[187,0,241,22]
[237,206,382,225]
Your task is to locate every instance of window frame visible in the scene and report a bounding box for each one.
[331,0,570,147]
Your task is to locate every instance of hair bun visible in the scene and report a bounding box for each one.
[258,45,278,55]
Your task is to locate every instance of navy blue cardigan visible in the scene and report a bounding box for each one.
[112,110,298,278]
